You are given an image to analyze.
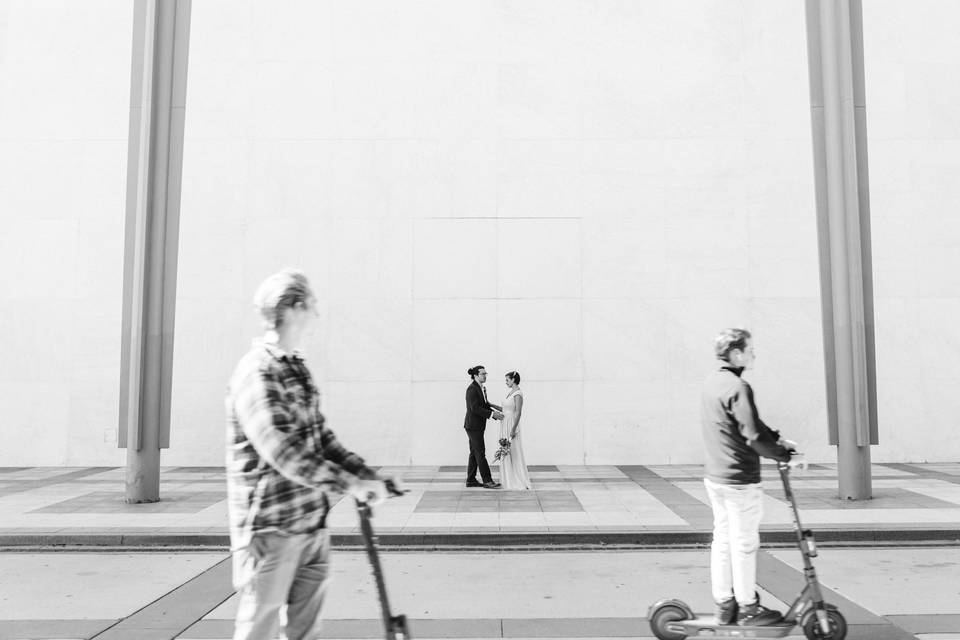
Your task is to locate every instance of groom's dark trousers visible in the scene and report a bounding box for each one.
[464,381,494,484]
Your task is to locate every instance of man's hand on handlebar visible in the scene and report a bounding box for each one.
[350,479,389,506]
[786,451,808,472]
[778,437,799,453]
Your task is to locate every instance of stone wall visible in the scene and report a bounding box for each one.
[1,1,958,466]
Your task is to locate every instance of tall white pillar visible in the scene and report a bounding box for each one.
[804,0,876,500]
[119,0,191,503]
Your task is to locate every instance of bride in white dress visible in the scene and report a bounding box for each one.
[499,371,531,490]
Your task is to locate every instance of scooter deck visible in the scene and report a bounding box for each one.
[668,616,794,638]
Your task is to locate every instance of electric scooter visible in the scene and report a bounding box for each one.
[356,479,412,640]
[648,456,847,640]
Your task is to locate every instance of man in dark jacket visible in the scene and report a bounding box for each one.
[464,365,503,488]
[702,328,794,627]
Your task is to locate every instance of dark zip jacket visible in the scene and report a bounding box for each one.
[463,381,495,431]
[701,362,791,485]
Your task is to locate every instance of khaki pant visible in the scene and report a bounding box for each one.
[232,530,331,640]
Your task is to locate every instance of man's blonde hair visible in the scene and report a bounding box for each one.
[714,328,752,362]
[253,269,313,329]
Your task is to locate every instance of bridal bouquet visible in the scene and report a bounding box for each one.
[492,437,512,463]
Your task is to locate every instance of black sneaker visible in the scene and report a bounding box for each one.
[465,480,482,487]
[714,597,738,625]
[737,602,783,626]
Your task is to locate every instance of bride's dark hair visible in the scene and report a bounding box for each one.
[506,371,521,385]
[467,365,485,378]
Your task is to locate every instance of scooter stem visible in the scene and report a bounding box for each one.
[779,462,830,628]
[356,499,395,636]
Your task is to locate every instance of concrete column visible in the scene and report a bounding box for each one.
[118,0,191,503]
[804,0,876,500]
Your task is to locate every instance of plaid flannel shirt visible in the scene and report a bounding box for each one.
[225,340,375,550]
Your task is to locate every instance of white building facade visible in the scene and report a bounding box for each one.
[1,1,959,467]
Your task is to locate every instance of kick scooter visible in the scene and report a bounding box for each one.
[648,456,847,639]
[356,479,413,640]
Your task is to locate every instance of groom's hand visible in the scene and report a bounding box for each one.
[492,410,504,420]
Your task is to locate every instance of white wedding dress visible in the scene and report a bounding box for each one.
[499,388,531,490]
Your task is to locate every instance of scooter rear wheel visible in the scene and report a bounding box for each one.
[648,604,690,640]
[801,607,846,640]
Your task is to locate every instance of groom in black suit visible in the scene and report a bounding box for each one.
[464,365,502,489]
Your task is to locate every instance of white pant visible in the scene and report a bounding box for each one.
[232,530,331,640]
[704,478,764,605]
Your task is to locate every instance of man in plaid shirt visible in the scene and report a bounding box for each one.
[226,269,396,640]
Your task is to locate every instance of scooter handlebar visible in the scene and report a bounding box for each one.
[780,451,808,472]
[384,478,409,497]
[357,478,410,505]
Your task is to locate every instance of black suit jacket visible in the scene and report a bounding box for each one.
[463,381,494,431]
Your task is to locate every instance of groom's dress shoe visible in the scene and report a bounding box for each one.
[482,481,501,489]
[465,480,482,487]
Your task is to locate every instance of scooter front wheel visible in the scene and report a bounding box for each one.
[801,607,846,640]
[648,603,691,640]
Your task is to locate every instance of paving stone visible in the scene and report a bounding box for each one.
[0,619,115,638]
[886,614,960,634]
[0,464,959,548]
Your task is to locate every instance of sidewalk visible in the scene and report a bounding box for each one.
[6,547,958,639]
[1,463,959,548]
